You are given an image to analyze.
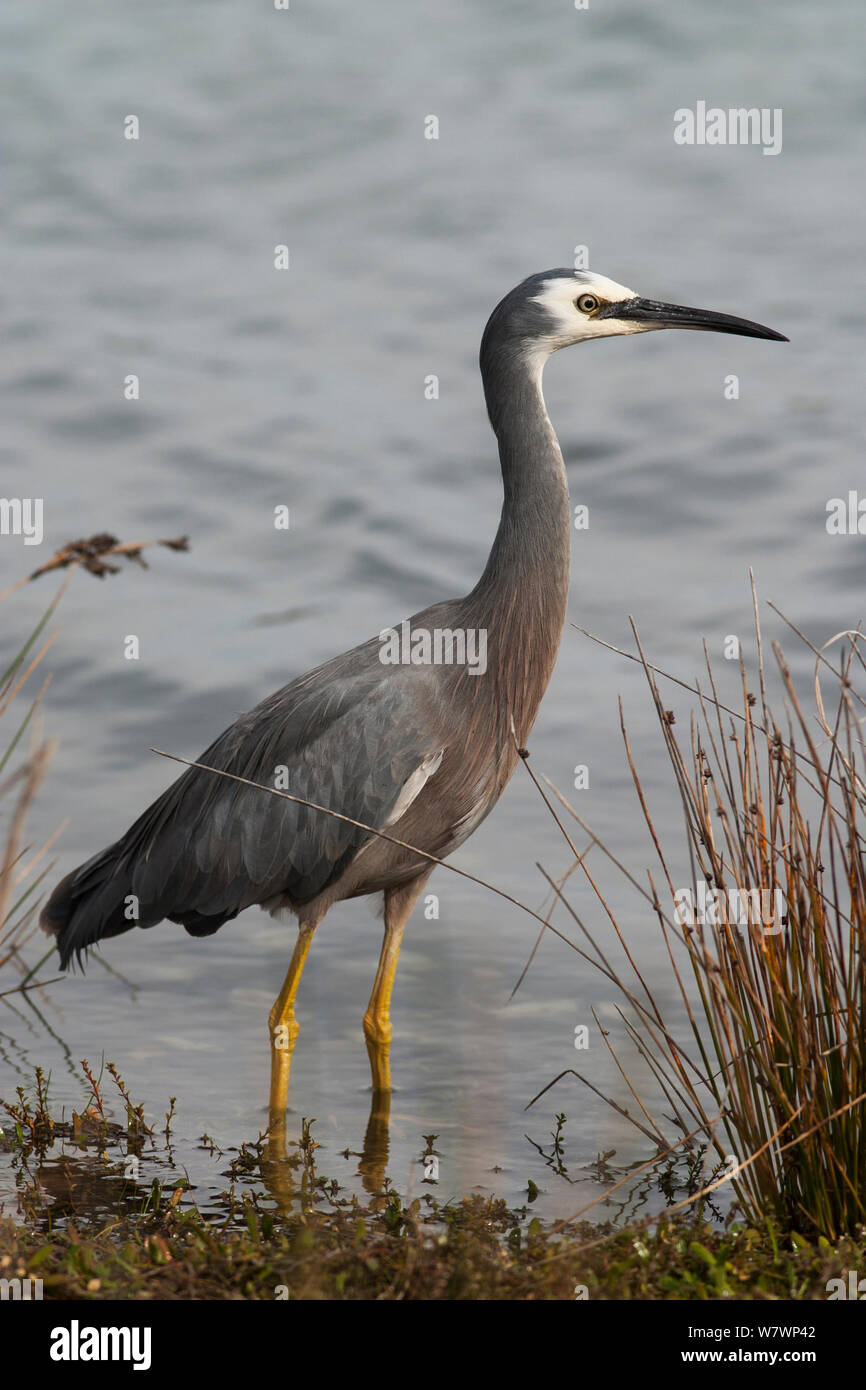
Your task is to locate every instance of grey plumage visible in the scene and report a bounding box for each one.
[41,267,786,975]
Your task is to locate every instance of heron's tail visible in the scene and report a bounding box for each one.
[39,843,142,969]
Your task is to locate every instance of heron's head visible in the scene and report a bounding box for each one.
[483,268,787,369]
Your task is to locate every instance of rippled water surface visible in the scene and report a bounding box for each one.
[1,0,864,1219]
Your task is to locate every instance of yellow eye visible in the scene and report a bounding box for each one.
[576,293,600,314]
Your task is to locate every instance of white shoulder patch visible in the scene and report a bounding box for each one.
[384,748,445,827]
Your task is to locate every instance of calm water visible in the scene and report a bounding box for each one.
[1,0,864,1220]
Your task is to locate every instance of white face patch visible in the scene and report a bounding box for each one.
[528,271,650,354]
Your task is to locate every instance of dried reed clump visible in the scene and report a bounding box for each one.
[551,589,866,1239]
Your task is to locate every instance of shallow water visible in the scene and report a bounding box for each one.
[1,0,864,1221]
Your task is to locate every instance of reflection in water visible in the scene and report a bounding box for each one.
[265,1084,393,1207]
[8,1074,727,1237]
[358,1087,393,1198]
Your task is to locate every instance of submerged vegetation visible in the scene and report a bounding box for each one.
[2,1063,864,1300]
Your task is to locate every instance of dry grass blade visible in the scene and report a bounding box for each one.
[1,539,190,999]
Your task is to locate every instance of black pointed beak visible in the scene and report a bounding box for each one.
[602,297,788,342]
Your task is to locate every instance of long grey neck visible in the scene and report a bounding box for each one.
[463,339,571,737]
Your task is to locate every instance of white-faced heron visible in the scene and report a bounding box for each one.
[41,268,786,1116]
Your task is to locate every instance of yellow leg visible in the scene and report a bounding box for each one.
[268,921,317,1117]
[363,924,404,1092]
[363,874,430,1093]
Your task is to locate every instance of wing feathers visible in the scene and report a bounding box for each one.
[43,656,445,965]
